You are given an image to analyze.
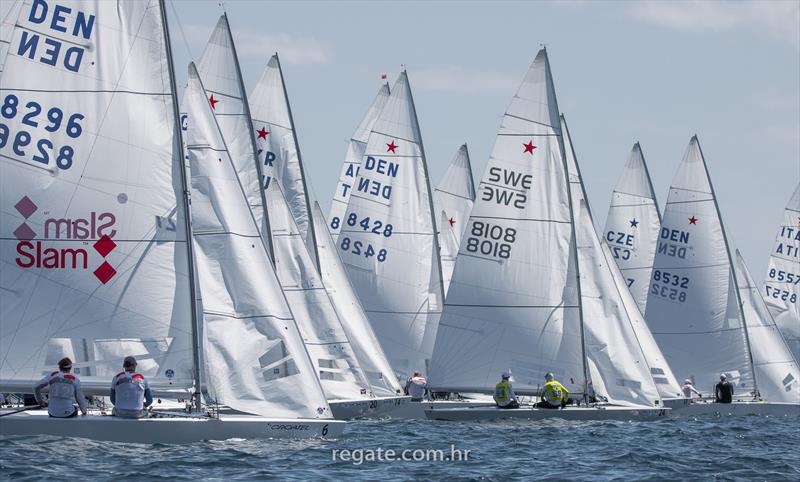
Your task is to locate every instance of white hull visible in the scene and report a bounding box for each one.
[328,396,410,419]
[0,409,345,443]
[425,404,669,422]
[382,400,500,420]
[668,400,800,417]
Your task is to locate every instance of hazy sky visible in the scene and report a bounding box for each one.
[167,0,800,274]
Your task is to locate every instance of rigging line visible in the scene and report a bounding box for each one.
[168,0,196,63]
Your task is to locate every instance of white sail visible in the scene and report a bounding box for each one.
[734,250,800,402]
[265,182,372,400]
[341,71,444,377]
[433,144,476,295]
[0,0,196,389]
[311,202,403,396]
[195,14,271,256]
[249,54,317,265]
[603,143,661,316]
[562,118,666,406]
[645,137,755,394]
[764,184,800,362]
[429,50,586,395]
[184,63,330,418]
[329,83,391,241]
[0,0,23,76]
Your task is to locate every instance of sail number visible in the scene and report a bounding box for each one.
[650,270,689,303]
[767,269,800,285]
[0,94,82,170]
[465,221,516,260]
[339,237,387,262]
[331,212,393,237]
[765,286,797,304]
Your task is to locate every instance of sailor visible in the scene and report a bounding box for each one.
[714,374,734,404]
[535,372,569,409]
[33,357,88,418]
[110,356,153,418]
[404,372,427,402]
[682,378,702,399]
[493,372,519,409]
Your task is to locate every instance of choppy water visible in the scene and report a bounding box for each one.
[2,415,799,480]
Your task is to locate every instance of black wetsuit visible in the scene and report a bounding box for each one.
[715,381,734,403]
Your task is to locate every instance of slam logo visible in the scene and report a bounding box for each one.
[13,195,118,284]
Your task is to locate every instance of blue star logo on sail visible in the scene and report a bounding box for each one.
[629,219,639,228]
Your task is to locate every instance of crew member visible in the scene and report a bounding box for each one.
[535,372,569,409]
[110,356,153,418]
[33,357,88,418]
[404,372,427,402]
[682,378,702,399]
[715,374,734,404]
[494,372,519,409]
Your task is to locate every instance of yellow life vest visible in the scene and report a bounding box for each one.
[495,381,510,403]
[543,380,568,404]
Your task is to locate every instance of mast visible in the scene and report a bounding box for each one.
[404,69,447,366]
[274,53,320,270]
[695,136,759,399]
[549,61,589,403]
[223,13,275,263]
[159,0,202,412]
[637,142,663,225]
[462,143,476,197]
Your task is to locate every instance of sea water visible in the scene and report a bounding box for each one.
[1,415,798,480]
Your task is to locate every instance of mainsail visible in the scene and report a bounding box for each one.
[1,0,196,390]
[0,0,23,75]
[603,143,661,316]
[645,137,755,394]
[734,250,800,402]
[433,144,476,296]
[312,203,403,396]
[184,63,330,418]
[429,49,586,395]
[329,83,391,241]
[562,117,670,405]
[249,54,317,266]
[340,71,444,377]
[764,184,800,362]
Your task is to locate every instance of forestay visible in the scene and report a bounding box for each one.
[1,0,195,390]
[195,14,271,257]
[562,117,666,406]
[429,49,585,395]
[329,83,390,241]
[184,63,330,419]
[249,54,317,266]
[433,144,476,296]
[645,137,755,394]
[603,143,661,316]
[763,184,800,362]
[734,251,800,403]
[340,72,444,377]
[312,203,403,396]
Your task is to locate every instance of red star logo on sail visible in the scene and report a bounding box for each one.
[387,141,398,153]
[523,141,536,154]
[256,127,269,139]
[209,95,219,110]
[448,217,456,227]
[689,216,698,225]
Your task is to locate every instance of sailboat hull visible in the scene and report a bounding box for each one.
[425,405,670,422]
[668,400,800,417]
[0,410,345,443]
[329,396,410,419]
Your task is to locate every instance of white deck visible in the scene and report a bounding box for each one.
[0,409,346,443]
[425,404,669,422]
[328,396,411,419]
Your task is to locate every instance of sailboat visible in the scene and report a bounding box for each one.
[603,143,661,317]
[195,19,405,418]
[0,1,343,441]
[645,136,799,416]
[763,184,800,362]
[425,49,667,421]
[433,144,476,296]
[329,83,391,242]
